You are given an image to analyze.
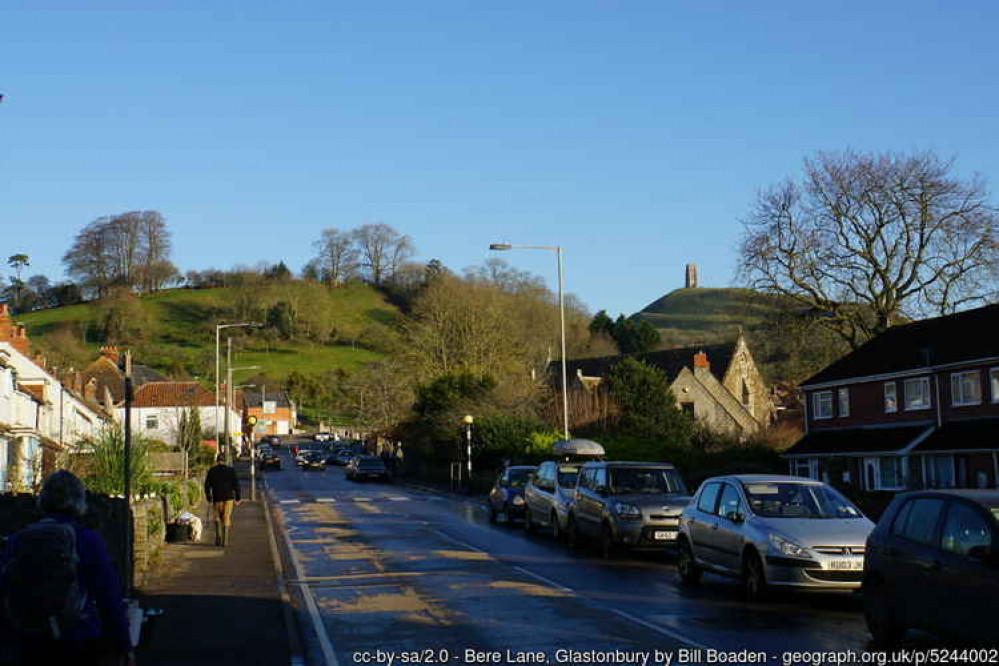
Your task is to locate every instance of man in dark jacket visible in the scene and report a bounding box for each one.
[0,470,135,665]
[204,453,241,547]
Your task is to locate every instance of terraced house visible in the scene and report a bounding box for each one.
[785,303,999,491]
[0,304,108,491]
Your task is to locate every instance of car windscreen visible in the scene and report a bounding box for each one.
[557,466,579,487]
[507,468,531,487]
[359,459,385,469]
[609,467,686,495]
[742,482,863,519]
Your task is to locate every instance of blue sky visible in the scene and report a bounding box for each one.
[2,2,997,316]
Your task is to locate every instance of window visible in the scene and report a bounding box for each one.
[838,388,850,417]
[680,402,695,417]
[792,459,817,479]
[145,415,158,430]
[884,382,898,413]
[990,368,999,404]
[717,484,743,520]
[593,468,607,492]
[941,502,992,556]
[812,391,833,420]
[879,457,906,490]
[951,371,982,406]
[904,377,931,410]
[898,498,945,545]
[263,400,277,414]
[925,455,955,488]
[697,483,722,513]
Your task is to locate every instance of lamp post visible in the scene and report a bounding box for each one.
[489,243,570,440]
[225,361,261,465]
[462,414,474,489]
[215,322,260,445]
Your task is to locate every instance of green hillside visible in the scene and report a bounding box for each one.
[634,287,785,347]
[17,282,400,383]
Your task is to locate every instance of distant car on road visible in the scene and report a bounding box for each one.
[346,456,388,481]
[567,461,690,558]
[333,449,355,466]
[263,435,282,448]
[295,448,314,466]
[313,432,332,442]
[257,447,282,471]
[301,451,327,471]
[677,475,873,600]
[488,466,535,524]
[863,489,999,646]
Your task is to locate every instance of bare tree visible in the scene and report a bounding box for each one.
[739,150,999,348]
[312,228,360,285]
[353,223,414,286]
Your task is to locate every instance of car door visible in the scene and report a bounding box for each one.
[526,463,551,524]
[575,468,602,537]
[712,483,747,574]
[489,471,507,512]
[884,496,947,630]
[689,482,722,566]
[935,499,998,641]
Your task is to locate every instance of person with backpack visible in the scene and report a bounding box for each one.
[204,453,241,547]
[0,470,135,665]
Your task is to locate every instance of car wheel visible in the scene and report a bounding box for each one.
[600,522,618,560]
[551,512,561,541]
[524,509,534,535]
[677,538,702,586]
[566,515,579,552]
[743,551,769,602]
[864,587,905,646]
[488,503,498,524]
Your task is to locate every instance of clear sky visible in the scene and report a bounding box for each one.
[2,2,997,316]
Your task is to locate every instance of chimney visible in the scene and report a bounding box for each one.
[84,378,97,403]
[99,346,120,365]
[693,351,710,371]
[11,325,30,355]
[685,263,698,289]
[0,303,8,318]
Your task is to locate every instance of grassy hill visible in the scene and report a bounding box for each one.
[17,282,400,383]
[634,287,786,347]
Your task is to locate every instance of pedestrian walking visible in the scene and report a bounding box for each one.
[204,454,241,547]
[0,470,135,666]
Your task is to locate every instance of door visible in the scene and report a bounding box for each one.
[689,482,722,565]
[713,483,747,574]
[526,463,553,526]
[884,497,946,629]
[578,468,608,537]
[936,500,997,641]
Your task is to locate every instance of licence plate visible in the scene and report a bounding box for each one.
[653,531,677,541]
[827,558,863,570]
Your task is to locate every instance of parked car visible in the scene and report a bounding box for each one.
[525,439,606,539]
[313,432,332,442]
[677,474,873,600]
[265,435,282,448]
[346,456,388,481]
[295,448,314,466]
[301,451,327,471]
[333,449,356,466]
[863,489,999,646]
[489,466,535,524]
[566,461,690,558]
[257,446,282,471]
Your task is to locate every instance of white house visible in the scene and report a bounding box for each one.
[120,381,241,448]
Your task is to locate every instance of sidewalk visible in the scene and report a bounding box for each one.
[135,464,295,666]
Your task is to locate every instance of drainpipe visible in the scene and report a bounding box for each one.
[933,374,943,428]
[993,451,998,490]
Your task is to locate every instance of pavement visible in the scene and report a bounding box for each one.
[135,462,296,666]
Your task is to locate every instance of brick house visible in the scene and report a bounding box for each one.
[784,303,999,491]
[564,335,773,437]
[243,388,296,438]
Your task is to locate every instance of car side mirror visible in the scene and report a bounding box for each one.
[727,511,745,524]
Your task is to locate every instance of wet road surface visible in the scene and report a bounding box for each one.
[263,449,881,666]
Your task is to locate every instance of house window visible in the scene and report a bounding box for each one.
[741,381,751,409]
[812,391,833,420]
[904,377,931,411]
[879,457,906,490]
[884,382,898,413]
[950,371,982,406]
[990,368,999,404]
[263,401,277,414]
[680,402,695,417]
[145,415,158,430]
[838,388,850,418]
[792,459,817,480]
[925,455,955,488]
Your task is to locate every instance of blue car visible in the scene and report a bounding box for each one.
[488,466,535,524]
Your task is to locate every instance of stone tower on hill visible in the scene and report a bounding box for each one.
[685,263,698,289]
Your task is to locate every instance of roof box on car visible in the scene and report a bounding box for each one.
[552,438,605,461]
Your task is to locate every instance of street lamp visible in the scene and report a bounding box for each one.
[215,323,261,444]
[489,243,570,440]
[225,364,261,464]
[462,415,474,487]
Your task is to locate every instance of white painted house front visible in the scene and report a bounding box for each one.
[120,382,241,447]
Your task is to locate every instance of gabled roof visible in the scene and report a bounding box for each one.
[802,304,999,388]
[243,389,293,409]
[563,342,736,383]
[82,355,168,404]
[133,382,215,408]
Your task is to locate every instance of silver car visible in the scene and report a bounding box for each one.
[523,461,582,539]
[677,474,874,600]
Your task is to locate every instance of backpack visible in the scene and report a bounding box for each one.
[2,519,89,639]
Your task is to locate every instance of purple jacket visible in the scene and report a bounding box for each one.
[0,513,132,652]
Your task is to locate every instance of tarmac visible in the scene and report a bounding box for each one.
[136,462,297,666]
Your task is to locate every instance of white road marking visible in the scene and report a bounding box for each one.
[316,498,336,503]
[352,497,371,502]
[512,566,573,594]
[609,607,710,651]
[387,497,409,501]
[431,529,490,555]
[280,500,301,505]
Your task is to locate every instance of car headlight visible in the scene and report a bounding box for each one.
[614,503,642,520]
[512,495,526,506]
[768,534,810,558]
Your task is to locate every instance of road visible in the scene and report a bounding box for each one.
[262,447,878,666]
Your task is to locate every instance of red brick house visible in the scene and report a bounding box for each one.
[784,304,999,491]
